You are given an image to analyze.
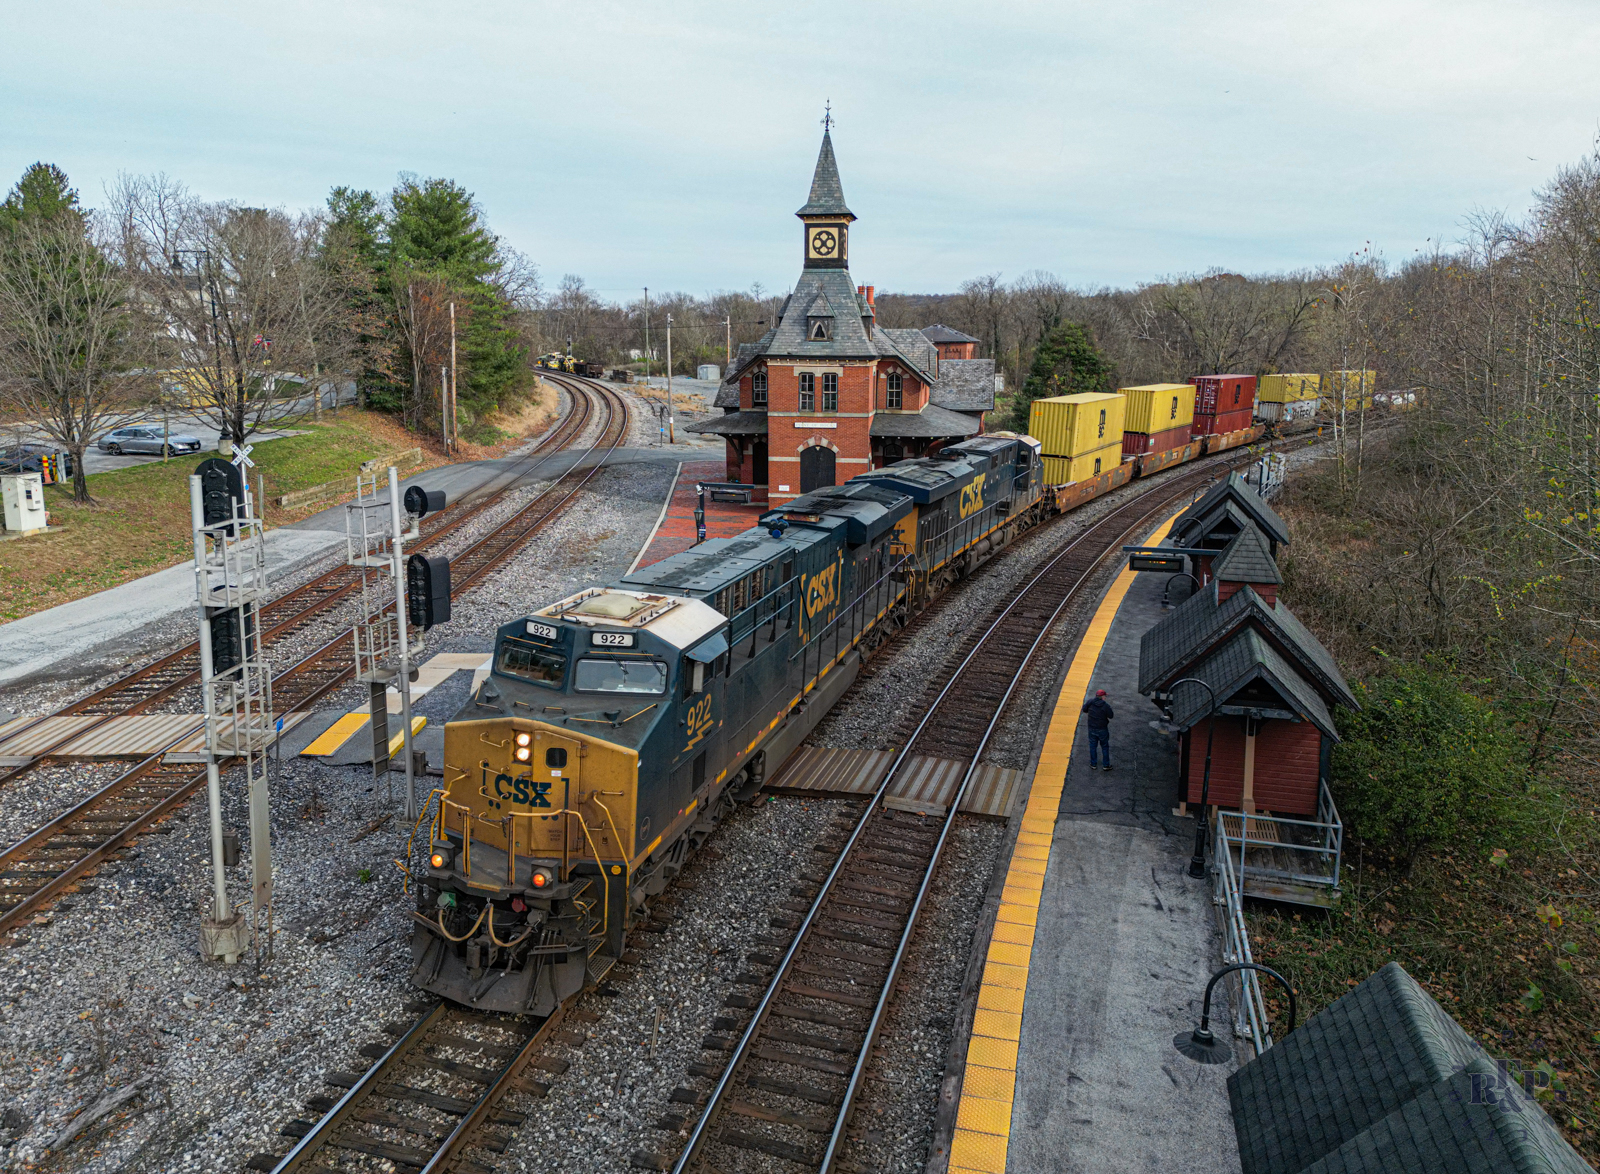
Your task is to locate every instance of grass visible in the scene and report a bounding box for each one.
[0,384,553,622]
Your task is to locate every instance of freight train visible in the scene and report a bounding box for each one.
[408,417,1267,1014]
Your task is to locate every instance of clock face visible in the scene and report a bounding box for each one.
[806,223,847,264]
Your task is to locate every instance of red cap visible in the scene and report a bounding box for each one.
[1096,689,1107,697]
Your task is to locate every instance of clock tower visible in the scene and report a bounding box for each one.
[797,128,854,270]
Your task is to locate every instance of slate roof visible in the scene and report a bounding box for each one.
[1167,627,1338,738]
[869,404,981,438]
[1139,581,1358,709]
[687,410,768,436]
[880,328,939,377]
[921,323,980,345]
[716,332,777,407]
[932,358,997,412]
[1229,962,1592,1174]
[1174,471,1291,548]
[795,131,853,218]
[1213,523,1283,586]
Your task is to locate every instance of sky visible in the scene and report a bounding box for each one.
[4,0,1599,301]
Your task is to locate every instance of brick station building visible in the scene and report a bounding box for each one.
[690,131,996,503]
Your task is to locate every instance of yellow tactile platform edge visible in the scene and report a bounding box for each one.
[949,508,1182,1172]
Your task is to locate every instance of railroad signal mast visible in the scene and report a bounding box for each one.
[346,467,447,821]
[189,450,274,966]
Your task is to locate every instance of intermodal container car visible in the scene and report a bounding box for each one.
[1191,407,1255,436]
[1326,370,1376,409]
[1041,441,1122,485]
[1028,392,1124,457]
[1118,384,1195,434]
[1191,375,1256,416]
[1121,424,1192,458]
[1257,374,1321,404]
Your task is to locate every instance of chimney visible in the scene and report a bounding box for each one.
[857,285,865,297]
[866,285,875,306]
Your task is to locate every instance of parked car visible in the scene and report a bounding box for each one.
[0,443,72,476]
[98,426,203,456]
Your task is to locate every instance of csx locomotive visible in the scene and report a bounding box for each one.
[409,434,1047,1014]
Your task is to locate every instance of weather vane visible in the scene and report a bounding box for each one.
[822,100,834,132]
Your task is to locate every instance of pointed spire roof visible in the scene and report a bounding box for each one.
[1212,522,1283,586]
[796,131,854,219]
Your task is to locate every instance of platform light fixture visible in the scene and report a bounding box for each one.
[1175,962,1297,1064]
[1169,675,1219,879]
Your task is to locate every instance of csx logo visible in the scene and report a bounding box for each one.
[805,562,840,619]
[685,694,714,749]
[958,474,987,520]
[479,763,553,810]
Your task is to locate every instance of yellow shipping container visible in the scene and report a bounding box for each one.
[1028,392,1124,457]
[1118,383,1195,433]
[1327,369,1377,409]
[1258,374,1322,403]
[1041,441,1122,486]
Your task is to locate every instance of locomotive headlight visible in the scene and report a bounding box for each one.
[515,746,531,762]
[530,867,554,889]
[515,732,531,747]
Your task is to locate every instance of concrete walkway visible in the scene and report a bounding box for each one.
[950,513,1240,1174]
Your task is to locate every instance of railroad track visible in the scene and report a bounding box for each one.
[640,463,1221,1173]
[249,999,596,1174]
[0,377,598,786]
[0,377,630,941]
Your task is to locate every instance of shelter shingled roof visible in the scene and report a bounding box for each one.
[920,323,980,345]
[1167,627,1338,738]
[1212,523,1283,586]
[869,403,981,438]
[1229,961,1593,1174]
[688,410,768,436]
[1139,580,1357,709]
[1174,471,1291,548]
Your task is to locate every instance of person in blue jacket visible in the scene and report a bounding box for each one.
[1082,688,1114,770]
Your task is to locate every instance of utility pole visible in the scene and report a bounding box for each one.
[440,368,450,455]
[448,301,457,453]
[643,288,651,382]
[666,314,676,444]
[725,314,731,369]
[388,467,418,819]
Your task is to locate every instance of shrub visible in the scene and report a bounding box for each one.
[1333,662,1530,865]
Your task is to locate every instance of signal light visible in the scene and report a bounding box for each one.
[404,485,446,517]
[195,458,245,534]
[406,554,452,631]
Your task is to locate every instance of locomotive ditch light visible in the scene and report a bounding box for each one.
[530,867,554,889]
[429,842,455,870]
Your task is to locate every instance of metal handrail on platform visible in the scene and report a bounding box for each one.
[1212,814,1275,1056]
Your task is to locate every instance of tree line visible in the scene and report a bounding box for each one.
[0,163,536,502]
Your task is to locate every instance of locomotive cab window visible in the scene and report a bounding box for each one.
[574,657,667,694]
[497,639,566,688]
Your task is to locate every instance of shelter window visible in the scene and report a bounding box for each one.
[799,372,815,411]
[574,657,667,694]
[822,373,838,412]
[752,368,767,406]
[886,371,902,409]
[498,639,566,688]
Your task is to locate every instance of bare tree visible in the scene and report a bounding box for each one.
[111,175,346,445]
[0,210,141,502]
[1133,270,1319,376]
[389,268,456,432]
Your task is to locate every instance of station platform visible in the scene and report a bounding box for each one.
[948,513,1241,1174]
[629,460,766,570]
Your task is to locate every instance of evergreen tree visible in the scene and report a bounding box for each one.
[323,187,395,403]
[0,163,81,232]
[388,177,526,422]
[1011,320,1113,431]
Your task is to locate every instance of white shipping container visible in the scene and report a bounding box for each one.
[696,364,721,382]
[1256,399,1320,424]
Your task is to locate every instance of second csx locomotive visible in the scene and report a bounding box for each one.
[409,434,1045,1014]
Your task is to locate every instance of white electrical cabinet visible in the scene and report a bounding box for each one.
[2,473,48,534]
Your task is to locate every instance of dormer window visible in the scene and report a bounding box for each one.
[807,316,833,341]
[752,368,767,407]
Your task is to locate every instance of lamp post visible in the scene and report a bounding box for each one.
[1171,675,1218,879]
[1161,571,1201,610]
[1175,962,1297,1064]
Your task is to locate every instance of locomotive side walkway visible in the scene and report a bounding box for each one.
[950,514,1241,1174]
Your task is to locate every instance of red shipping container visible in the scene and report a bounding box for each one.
[1121,424,1192,457]
[1190,374,1257,416]
[1191,408,1255,436]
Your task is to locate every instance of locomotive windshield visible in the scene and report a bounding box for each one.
[497,639,566,687]
[574,657,668,694]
